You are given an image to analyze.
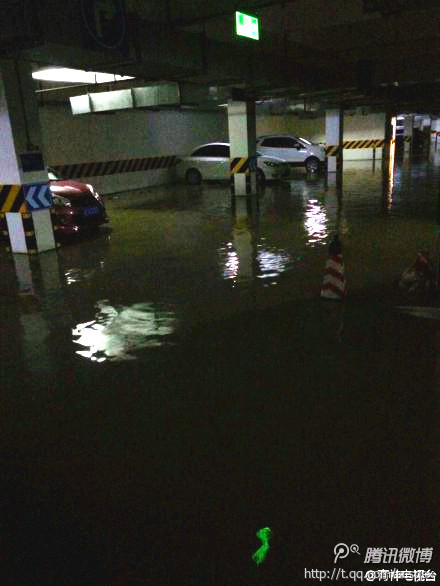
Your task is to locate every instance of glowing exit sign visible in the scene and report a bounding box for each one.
[235,11,259,40]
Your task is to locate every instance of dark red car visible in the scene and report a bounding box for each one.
[0,170,108,246]
[48,168,109,237]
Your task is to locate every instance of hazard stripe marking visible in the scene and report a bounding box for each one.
[326,146,341,156]
[0,184,28,213]
[230,157,251,174]
[325,138,395,154]
[4,184,22,212]
[51,155,178,179]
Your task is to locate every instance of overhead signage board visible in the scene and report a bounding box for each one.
[235,11,259,40]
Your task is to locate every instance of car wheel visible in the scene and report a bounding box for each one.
[185,168,202,185]
[257,168,266,186]
[305,157,320,173]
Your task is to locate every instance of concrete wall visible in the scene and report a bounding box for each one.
[342,111,386,160]
[38,104,228,194]
[38,103,386,194]
[256,114,324,142]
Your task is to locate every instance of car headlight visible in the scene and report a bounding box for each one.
[53,194,71,207]
[87,184,104,204]
[263,161,279,167]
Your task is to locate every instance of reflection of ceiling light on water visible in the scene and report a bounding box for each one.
[304,199,328,245]
[220,240,293,282]
[385,117,397,210]
[257,247,291,278]
[220,242,240,280]
[65,268,97,285]
[72,301,176,361]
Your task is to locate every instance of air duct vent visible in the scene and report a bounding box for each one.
[70,83,180,114]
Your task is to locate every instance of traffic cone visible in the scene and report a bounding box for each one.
[321,235,346,301]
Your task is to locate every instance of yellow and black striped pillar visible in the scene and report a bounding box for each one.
[227,100,258,196]
[21,213,39,254]
[229,156,256,195]
[0,183,56,254]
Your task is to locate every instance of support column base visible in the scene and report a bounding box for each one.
[231,172,257,196]
[5,209,56,254]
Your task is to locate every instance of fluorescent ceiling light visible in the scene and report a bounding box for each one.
[32,67,134,84]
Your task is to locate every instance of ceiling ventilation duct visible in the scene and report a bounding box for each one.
[70,83,180,114]
[256,99,320,116]
[133,85,180,108]
[92,89,133,112]
[178,84,233,109]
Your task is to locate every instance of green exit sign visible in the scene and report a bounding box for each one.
[235,11,259,40]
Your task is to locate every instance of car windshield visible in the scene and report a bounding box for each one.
[299,137,312,145]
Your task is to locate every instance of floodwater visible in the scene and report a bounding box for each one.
[1,155,440,583]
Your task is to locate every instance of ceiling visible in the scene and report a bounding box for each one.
[2,0,440,114]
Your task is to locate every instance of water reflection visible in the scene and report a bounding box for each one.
[220,242,240,280]
[304,198,328,245]
[219,189,331,285]
[256,245,291,279]
[218,197,256,285]
[72,300,177,361]
[65,267,102,285]
[219,238,295,283]
[382,134,396,213]
[58,233,110,285]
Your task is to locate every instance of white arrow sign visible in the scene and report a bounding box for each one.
[25,184,53,210]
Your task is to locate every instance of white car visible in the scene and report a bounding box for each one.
[175,142,290,185]
[256,135,326,173]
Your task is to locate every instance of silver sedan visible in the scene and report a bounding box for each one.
[175,142,290,185]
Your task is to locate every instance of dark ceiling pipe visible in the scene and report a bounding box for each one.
[169,0,299,27]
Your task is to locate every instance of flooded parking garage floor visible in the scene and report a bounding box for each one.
[1,157,440,583]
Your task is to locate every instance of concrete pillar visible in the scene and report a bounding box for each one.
[425,117,432,158]
[13,251,64,381]
[325,108,343,187]
[404,115,413,157]
[432,118,440,153]
[382,109,394,163]
[227,101,257,196]
[0,58,55,253]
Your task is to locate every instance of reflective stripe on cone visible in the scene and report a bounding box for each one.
[321,254,346,300]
